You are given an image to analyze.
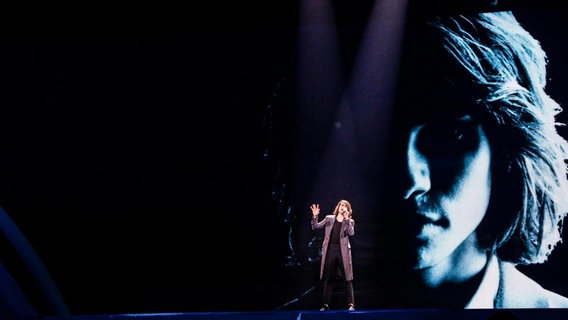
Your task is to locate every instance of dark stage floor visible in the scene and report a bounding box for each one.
[40,308,568,320]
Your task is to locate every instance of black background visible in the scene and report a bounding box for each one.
[0,3,300,314]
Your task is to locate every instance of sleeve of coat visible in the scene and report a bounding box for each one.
[344,218,355,236]
[311,216,327,230]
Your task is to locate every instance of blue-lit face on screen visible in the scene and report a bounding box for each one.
[403,116,491,270]
[285,7,568,309]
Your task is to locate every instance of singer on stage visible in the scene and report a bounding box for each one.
[310,199,356,311]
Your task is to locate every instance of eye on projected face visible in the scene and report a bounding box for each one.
[403,115,491,270]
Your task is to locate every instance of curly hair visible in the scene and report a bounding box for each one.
[429,11,568,264]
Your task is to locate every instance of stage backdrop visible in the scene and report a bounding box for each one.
[0,0,567,317]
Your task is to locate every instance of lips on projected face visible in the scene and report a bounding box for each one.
[403,118,492,269]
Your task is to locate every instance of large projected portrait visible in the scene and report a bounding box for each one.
[277,1,568,311]
[375,10,568,308]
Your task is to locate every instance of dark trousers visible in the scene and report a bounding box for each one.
[322,244,354,306]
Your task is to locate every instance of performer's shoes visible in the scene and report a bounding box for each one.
[348,303,355,311]
[319,304,329,311]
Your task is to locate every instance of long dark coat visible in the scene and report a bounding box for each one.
[311,215,355,281]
